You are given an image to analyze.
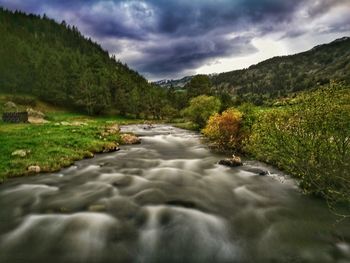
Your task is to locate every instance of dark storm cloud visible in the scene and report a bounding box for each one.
[0,0,349,79]
[134,36,258,77]
[153,0,305,36]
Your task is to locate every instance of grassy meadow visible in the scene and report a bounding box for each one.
[0,95,144,182]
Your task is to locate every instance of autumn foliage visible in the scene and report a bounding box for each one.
[202,108,243,150]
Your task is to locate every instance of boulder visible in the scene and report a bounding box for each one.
[218,155,242,167]
[143,123,154,130]
[71,121,88,126]
[242,167,270,176]
[26,108,48,124]
[28,165,41,173]
[102,142,120,153]
[259,170,270,176]
[26,108,45,118]
[60,121,70,126]
[4,101,17,111]
[121,134,141,145]
[12,149,30,158]
[28,117,49,124]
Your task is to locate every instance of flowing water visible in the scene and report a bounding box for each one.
[0,125,349,263]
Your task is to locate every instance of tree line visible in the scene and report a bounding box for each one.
[0,8,173,117]
[210,37,350,105]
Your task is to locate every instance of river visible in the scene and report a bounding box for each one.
[0,125,349,263]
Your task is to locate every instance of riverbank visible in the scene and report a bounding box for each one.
[0,112,144,182]
[1,124,348,263]
[175,85,350,207]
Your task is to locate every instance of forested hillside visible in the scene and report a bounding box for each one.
[211,37,350,104]
[0,8,169,116]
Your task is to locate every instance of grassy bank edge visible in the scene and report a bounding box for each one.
[0,114,147,183]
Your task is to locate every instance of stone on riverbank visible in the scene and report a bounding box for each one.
[59,121,87,126]
[28,165,41,173]
[121,134,141,145]
[4,101,18,111]
[12,149,30,158]
[27,108,49,124]
[102,142,120,153]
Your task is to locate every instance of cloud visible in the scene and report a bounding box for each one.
[305,0,349,17]
[132,35,258,78]
[0,0,349,79]
[76,1,156,40]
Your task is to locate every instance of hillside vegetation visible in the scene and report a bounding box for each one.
[246,84,350,205]
[0,8,170,117]
[212,37,350,104]
[159,37,350,106]
[199,83,350,207]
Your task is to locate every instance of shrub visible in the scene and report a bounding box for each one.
[238,103,259,139]
[183,95,221,128]
[202,108,243,150]
[245,84,350,205]
[160,105,178,120]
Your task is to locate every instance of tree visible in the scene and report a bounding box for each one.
[160,105,177,120]
[183,95,221,128]
[218,91,233,111]
[0,8,154,115]
[73,69,110,115]
[186,75,212,99]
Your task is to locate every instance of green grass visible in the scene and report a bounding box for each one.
[0,94,168,182]
[0,111,143,182]
[45,111,144,124]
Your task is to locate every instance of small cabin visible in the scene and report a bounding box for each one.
[2,112,28,123]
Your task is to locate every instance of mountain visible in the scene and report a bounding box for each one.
[160,37,350,104]
[153,76,194,88]
[0,8,162,116]
[211,37,350,102]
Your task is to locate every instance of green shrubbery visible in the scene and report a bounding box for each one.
[201,84,350,205]
[245,85,350,203]
[182,95,221,128]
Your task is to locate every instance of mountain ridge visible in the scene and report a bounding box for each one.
[156,37,350,98]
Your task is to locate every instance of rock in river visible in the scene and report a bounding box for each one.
[218,155,242,167]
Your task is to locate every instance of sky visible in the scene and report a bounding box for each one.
[1,0,350,81]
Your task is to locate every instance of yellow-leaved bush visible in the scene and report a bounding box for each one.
[202,108,243,150]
